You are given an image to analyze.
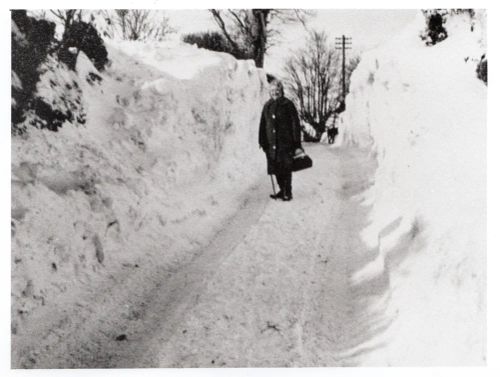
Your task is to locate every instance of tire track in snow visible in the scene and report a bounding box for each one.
[15,180,270,368]
[150,145,389,367]
[17,145,388,368]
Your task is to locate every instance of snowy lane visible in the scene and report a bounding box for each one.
[15,177,270,369]
[18,145,387,368]
[154,145,386,368]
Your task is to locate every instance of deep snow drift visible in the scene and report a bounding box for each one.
[11,38,268,340]
[336,11,486,365]
[12,10,487,368]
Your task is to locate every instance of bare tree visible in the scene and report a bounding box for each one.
[285,31,340,136]
[285,31,360,140]
[209,9,313,68]
[126,10,151,40]
[49,9,82,31]
[115,10,129,39]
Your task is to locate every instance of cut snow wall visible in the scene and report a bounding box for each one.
[336,11,486,365]
[11,40,268,336]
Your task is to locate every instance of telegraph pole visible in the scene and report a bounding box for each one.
[335,35,352,102]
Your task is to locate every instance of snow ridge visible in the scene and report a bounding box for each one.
[336,11,486,365]
[11,39,268,347]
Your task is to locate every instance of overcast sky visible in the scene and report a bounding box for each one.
[163,9,417,76]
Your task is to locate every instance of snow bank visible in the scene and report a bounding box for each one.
[336,11,486,365]
[11,39,267,337]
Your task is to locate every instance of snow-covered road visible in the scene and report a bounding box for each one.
[15,144,390,368]
[11,11,486,368]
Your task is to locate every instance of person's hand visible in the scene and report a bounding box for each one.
[294,148,305,157]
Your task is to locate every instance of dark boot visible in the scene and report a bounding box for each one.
[271,174,285,199]
[277,174,286,196]
[282,173,293,201]
[270,191,284,199]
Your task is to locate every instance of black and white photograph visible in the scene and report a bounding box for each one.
[5,0,496,374]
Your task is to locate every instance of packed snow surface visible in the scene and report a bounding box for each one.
[336,11,486,365]
[14,140,384,368]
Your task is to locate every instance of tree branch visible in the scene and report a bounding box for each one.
[209,9,242,55]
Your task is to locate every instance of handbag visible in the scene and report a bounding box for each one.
[292,148,313,172]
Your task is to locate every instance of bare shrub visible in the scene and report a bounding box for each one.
[116,10,174,41]
[285,31,360,141]
[182,31,252,60]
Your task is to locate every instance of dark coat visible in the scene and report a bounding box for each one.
[259,97,302,175]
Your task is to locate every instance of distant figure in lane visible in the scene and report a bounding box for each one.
[259,80,302,201]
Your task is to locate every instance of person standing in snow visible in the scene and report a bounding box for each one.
[259,80,302,201]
